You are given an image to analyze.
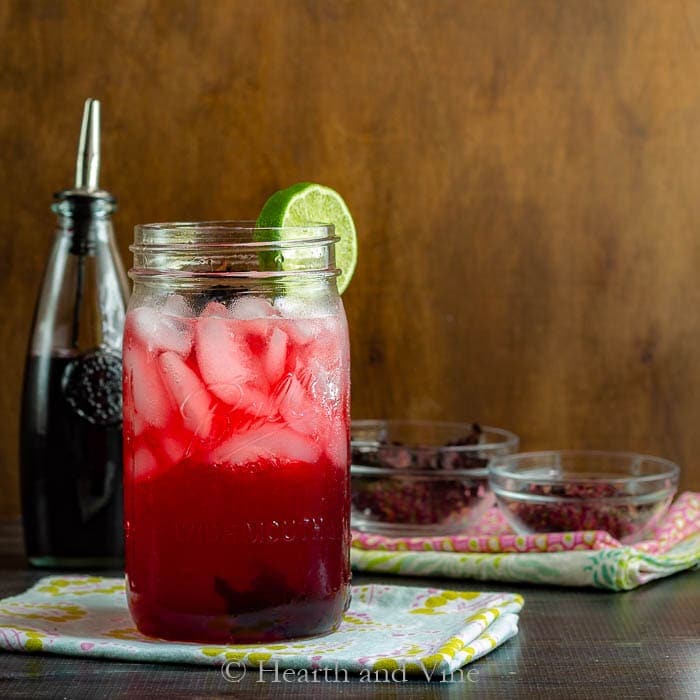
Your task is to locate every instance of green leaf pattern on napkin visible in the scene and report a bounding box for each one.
[0,577,523,677]
[352,532,700,590]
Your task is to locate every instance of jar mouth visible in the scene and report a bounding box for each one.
[130,220,339,281]
[134,220,336,248]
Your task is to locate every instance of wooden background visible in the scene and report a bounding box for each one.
[1,0,700,516]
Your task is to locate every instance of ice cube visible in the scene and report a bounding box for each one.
[304,356,343,405]
[281,318,319,347]
[123,346,174,429]
[323,420,349,470]
[211,424,321,466]
[300,319,346,362]
[238,318,274,345]
[129,306,193,357]
[263,326,288,385]
[195,316,269,410]
[228,296,278,320]
[221,383,274,418]
[133,445,158,480]
[272,296,301,318]
[158,351,214,439]
[273,296,328,319]
[131,412,147,437]
[162,294,194,318]
[274,373,319,437]
[161,435,189,465]
[201,301,229,318]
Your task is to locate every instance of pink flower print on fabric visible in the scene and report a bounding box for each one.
[352,492,699,556]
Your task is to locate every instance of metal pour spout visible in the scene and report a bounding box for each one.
[75,98,100,191]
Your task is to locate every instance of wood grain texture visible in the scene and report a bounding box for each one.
[1,0,700,516]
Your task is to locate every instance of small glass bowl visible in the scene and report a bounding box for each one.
[489,450,680,543]
[351,420,519,536]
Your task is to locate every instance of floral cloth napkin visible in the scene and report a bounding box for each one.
[352,492,700,591]
[0,576,523,677]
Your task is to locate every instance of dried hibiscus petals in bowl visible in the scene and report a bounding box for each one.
[488,450,680,543]
[350,420,519,536]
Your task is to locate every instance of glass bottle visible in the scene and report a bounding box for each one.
[20,99,128,568]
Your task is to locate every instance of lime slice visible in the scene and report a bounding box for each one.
[256,182,358,294]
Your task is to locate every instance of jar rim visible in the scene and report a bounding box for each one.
[137,219,332,230]
[130,220,339,281]
[134,220,335,248]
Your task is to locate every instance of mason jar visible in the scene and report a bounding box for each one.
[123,222,351,643]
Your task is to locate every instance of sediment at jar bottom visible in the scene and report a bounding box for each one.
[128,588,351,644]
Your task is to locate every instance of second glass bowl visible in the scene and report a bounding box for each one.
[351,420,519,536]
[489,450,680,543]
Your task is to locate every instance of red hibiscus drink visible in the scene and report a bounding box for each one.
[123,221,351,643]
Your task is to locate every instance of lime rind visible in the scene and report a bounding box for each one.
[255,183,357,294]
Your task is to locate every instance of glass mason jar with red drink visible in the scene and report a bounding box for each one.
[122,221,351,643]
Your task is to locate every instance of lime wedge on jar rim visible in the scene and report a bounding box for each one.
[255,182,358,294]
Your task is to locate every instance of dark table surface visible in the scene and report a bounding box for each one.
[0,519,698,699]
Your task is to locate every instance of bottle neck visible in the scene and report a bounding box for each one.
[52,193,117,254]
[27,191,127,358]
